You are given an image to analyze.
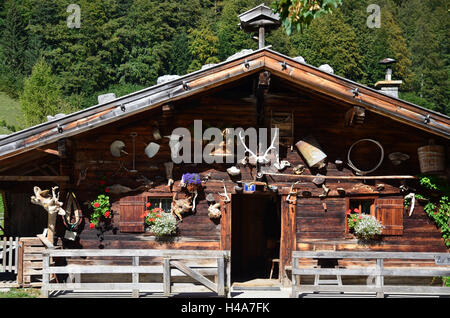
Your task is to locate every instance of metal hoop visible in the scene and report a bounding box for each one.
[347,139,384,175]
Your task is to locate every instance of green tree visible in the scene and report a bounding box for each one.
[187,19,220,72]
[20,59,69,126]
[289,10,364,81]
[271,0,343,35]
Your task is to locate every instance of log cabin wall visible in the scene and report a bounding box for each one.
[0,74,448,268]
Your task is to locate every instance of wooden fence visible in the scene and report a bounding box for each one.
[41,249,231,298]
[0,237,19,274]
[291,251,450,298]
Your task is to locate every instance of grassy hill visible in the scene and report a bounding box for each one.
[0,92,23,134]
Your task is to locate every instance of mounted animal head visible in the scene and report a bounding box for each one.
[31,186,66,216]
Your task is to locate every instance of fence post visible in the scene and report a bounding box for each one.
[291,256,298,298]
[41,252,49,298]
[217,257,225,296]
[17,240,23,285]
[132,256,139,298]
[376,258,384,298]
[163,257,171,297]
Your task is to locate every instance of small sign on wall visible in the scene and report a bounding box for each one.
[435,255,450,265]
[244,183,256,193]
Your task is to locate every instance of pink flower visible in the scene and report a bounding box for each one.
[354,208,360,214]
[346,209,352,215]
[358,215,363,220]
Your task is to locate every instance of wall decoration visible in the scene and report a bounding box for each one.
[30,186,66,243]
[164,162,174,187]
[208,203,221,219]
[171,193,193,221]
[295,135,327,169]
[110,140,128,157]
[347,139,384,175]
[227,166,241,176]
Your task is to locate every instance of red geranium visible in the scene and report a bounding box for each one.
[89,223,95,229]
[99,180,106,185]
[146,202,151,208]
[105,211,111,218]
[156,214,161,218]
[104,188,109,193]
[93,202,100,208]
[354,208,361,214]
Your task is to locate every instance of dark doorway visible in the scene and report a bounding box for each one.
[231,193,281,282]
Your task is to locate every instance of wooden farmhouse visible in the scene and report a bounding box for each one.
[0,7,449,292]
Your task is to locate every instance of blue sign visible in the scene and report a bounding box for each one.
[244,183,255,192]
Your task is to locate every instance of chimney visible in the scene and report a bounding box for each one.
[238,4,281,49]
[375,58,402,98]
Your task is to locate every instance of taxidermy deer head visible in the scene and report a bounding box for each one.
[31,186,66,216]
[31,186,65,244]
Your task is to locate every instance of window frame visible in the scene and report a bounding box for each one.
[345,196,376,234]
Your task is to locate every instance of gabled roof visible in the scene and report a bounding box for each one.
[0,48,448,161]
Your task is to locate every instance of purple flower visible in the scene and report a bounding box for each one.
[182,173,201,185]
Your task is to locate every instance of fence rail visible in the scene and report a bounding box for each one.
[291,251,450,298]
[41,249,231,298]
[0,237,19,274]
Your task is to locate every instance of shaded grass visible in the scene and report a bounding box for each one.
[0,288,40,298]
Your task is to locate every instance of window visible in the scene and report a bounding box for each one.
[147,197,172,213]
[119,195,173,233]
[345,197,404,236]
[346,198,375,234]
[348,198,375,216]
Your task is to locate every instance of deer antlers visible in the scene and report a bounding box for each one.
[238,129,278,165]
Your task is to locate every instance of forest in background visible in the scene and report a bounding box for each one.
[0,0,448,131]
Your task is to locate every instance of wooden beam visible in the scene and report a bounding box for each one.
[0,176,70,182]
[264,172,417,180]
[36,148,60,156]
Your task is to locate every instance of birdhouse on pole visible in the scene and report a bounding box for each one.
[238,4,281,49]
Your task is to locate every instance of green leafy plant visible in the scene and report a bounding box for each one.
[89,194,112,228]
[149,212,178,237]
[410,176,450,248]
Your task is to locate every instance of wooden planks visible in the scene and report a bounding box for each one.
[291,251,450,298]
[41,249,230,298]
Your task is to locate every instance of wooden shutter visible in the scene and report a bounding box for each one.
[119,195,146,233]
[375,198,404,235]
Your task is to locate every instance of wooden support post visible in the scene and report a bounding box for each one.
[163,257,171,297]
[41,254,49,298]
[376,258,384,298]
[217,257,225,296]
[132,256,139,298]
[17,240,23,283]
[226,255,231,298]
